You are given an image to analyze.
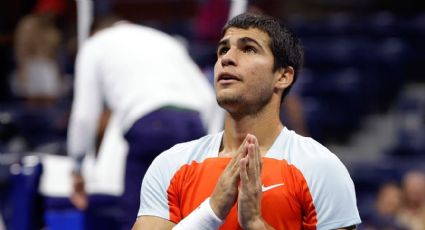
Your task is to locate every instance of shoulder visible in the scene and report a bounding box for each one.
[141,132,221,199]
[81,24,128,49]
[283,129,343,168]
[301,136,342,165]
[277,129,353,189]
[282,130,361,229]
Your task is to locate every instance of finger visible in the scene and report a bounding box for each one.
[223,133,253,178]
[247,135,260,178]
[239,157,249,189]
[228,135,250,166]
[247,143,256,180]
[252,136,262,175]
[225,137,250,177]
[250,136,262,189]
[222,146,245,176]
[227,141,248,174]
[221,143,248,187]
[239,134,251,151]
[246,133,255,144]
[237,135,251,158]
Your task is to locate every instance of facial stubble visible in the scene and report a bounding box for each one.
[216,83,273,118]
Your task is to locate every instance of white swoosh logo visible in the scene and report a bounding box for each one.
[261,183,284,192]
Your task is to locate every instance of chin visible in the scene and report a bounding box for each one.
[217,93,241,104]
[217,95,245,112]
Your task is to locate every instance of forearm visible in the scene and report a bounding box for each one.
[67,102,102,171]
[243,217,275,230]
[67,117,97,172]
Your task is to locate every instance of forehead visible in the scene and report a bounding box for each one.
[221,27,271,47]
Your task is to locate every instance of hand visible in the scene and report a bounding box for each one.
[238,135,271,230]
[210,134,253,220]
[70,172,88,210]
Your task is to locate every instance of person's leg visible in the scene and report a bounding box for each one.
[85,195,120,230]
[120,107,205,229]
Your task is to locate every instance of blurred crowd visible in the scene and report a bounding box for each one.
[0,0,424,229]
[362,170,425,230]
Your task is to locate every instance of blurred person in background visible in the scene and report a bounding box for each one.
[12,14,68,152]
[396,170,425,230]
[363,182,408,230]
[12,13,63,106]
[12,0,67,106]
[8,0,70,152]
[67,15,218,230]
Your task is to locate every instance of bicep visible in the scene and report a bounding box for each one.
[132,216,175,230]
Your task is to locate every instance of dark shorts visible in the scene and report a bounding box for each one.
[120,106,205,229]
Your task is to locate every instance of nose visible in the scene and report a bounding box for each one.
[220,48,237,67]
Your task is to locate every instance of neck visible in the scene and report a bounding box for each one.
[220,102,283,157]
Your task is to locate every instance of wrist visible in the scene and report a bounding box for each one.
[209,196,227,220]
[173,197,223,230]
[71,153,85,175]
[244,217,269,230]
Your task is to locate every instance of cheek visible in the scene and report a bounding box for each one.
[248,58,273,74]
[248,67,262,78]
[244,60,262,76]
[245,63,271,85]
[213,62,221,89]
[213,61,220,81]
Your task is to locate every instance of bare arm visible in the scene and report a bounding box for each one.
[69,109,110,210]
[132,216,175,230]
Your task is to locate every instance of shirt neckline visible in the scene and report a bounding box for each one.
[211,127,289,158]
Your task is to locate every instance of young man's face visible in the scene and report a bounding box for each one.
[214,27,279,115]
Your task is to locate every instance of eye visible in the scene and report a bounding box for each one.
[217,46,229,56]
[243,46,257,54]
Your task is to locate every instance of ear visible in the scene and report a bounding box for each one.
[274,66,294,90]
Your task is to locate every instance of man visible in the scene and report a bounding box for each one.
[133,13,361,229]
[67,17,218,229]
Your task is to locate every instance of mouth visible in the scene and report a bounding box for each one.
[217,73,240,84]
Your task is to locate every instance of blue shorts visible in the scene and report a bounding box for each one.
[120,106,205,229]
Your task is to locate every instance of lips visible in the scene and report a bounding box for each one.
[217,73,240,83]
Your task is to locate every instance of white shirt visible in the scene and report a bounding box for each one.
[67,23,219,160]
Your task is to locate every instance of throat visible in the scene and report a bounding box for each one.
[219,122,283,158]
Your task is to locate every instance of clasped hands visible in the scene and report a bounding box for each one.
[210,134,273,230]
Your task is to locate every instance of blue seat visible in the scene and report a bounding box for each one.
[9,156,44,230]
[44,208,84,230]
[299,67,365,142]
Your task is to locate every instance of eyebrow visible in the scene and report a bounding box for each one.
[239,37,263,49]
[217,38,229,48]
[217,37,264,51]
